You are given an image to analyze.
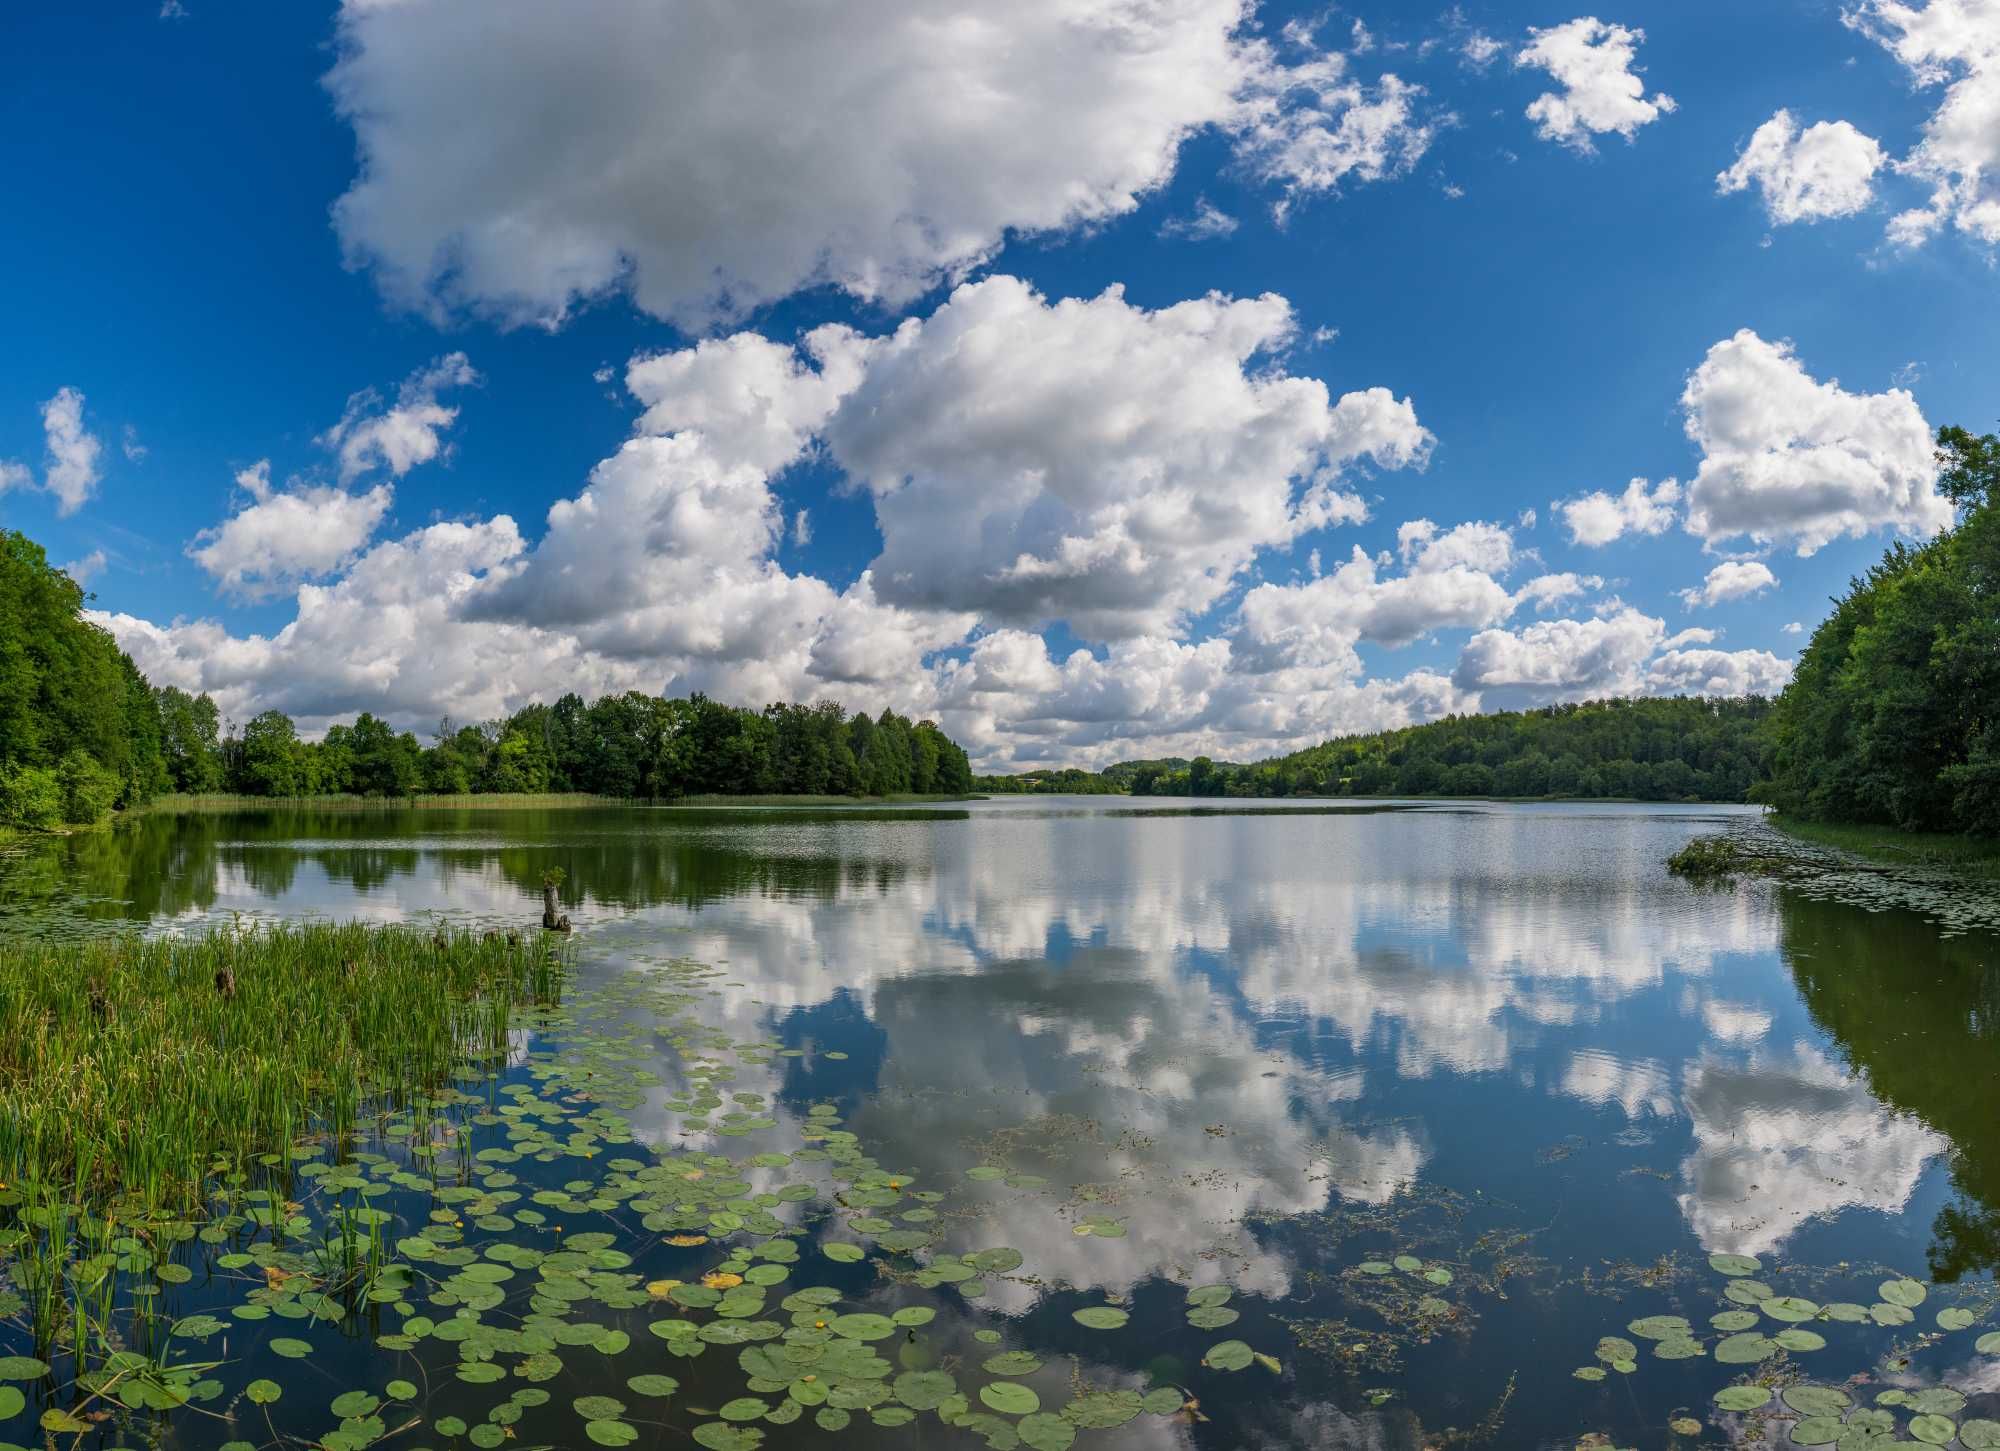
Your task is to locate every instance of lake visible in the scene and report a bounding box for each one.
[3,797,1997,1450]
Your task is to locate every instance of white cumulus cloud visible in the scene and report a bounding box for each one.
[1677,559,1778,609]
[1516,17,1676,152]
[1680,329,1953,554]
[1846,0,2000,246]
[1559,476,1681,546]
[319,353,478,483]
[40,387,104,516]
[822,276,1431,639]
[1716,110,1886,224]
[188,461,396,600]
[328,0,1435,329]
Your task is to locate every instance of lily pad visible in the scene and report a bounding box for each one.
[1629,1316,1691,1340]
[1762,1296,1819,1322]
[1072,1306,1128,1331]
[1880,1278,1927,1308]
[1019,1413,1077,1451]
[1715,1386,1771,1411]
[1912,1390,1967,1417]
[980,1382,1040,1415]
[984,1352,1043,1376]
[1714,1333,1776,1364]
[1790,1416,1844,1446]
[1205,1340,1254,1371]
[1711,1310,1760,1332]
[1774,1328,1826,1352]
[1784,1386,1852,1417]
[1937,1308,1976,1332]
[893,1372,956,1411]
[1959,1421,2000,1450]
[1909,1414,1957,1445]
[1595,1336,1638,1368]
[1709,1253,1761,1276]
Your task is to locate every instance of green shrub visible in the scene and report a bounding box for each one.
[0,764,64,829]
[57,750,120,825]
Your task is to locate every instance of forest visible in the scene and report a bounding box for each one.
[0,526,971,829]
[206,693,974,802]
[980,696,1774,802]
[1758,418,1998,836]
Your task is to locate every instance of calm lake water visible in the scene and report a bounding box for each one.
[4,798,1998,1450]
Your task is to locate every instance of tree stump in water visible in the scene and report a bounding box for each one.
[542,882,561,930]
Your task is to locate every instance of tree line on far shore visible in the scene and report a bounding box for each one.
[1,526,972,828]
[978,695,1774,803]
[199,693,973,802]
[981,417,1999,835]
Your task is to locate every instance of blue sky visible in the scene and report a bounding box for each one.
[2,0,1995,768]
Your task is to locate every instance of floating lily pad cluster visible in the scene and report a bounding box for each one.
[1569,1249,2000,1445]
[0,941,1298,1451]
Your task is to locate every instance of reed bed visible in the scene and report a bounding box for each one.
[0,922,562,1218]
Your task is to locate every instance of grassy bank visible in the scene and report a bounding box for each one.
[1771,816,2000,880]
[0,922,562,1219]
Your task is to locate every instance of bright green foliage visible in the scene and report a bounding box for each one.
[0,529,169,824]
[1762,423,1999,835]
[213,691,973,801]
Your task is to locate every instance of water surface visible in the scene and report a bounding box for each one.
[4,798,1996,1449]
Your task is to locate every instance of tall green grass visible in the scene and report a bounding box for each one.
[1771,815,2000,880]
[0,922,561,1217]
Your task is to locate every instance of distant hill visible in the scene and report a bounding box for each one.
[977,695,1774,802]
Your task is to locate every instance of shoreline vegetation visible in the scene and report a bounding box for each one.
[980,695,1774,803]
[132,789,985,814]
[2,525,978,833]
[0,923,563,1221]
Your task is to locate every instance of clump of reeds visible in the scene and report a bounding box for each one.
[0,921,562,1219]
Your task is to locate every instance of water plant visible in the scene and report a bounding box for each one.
[0,921,561,1220]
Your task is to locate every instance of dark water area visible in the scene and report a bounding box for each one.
[2,798,1997,1450]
